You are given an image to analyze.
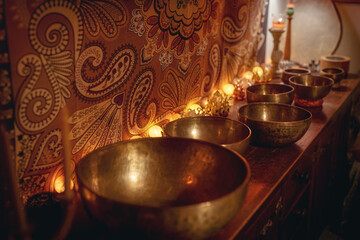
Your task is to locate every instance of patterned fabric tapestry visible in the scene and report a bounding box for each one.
[1,0,268,202]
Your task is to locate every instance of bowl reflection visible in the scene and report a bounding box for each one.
[77,137,250,239]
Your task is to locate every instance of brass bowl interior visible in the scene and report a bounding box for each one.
[246,83,294,104]
[164,116,251,153]
[320,67,345,83]
[282,68,311,84]
[239,103,311,123]
[77,137,250,239]
[289,75,334,100]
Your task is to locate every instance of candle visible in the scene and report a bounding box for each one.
[148,125,164,137]
[223,83,235,96]
[272,14,285,29]
[61,107,73,200]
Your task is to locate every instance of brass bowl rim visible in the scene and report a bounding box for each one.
[238,102,312,124]
[283,68,311,74]
[246,83,294,96]
[288,75,334,89]
[320,67,345,74]
[164,116,252,146]
[76,137,251,209]
[320,67,344,75]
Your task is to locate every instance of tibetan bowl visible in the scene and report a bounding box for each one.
[246,83,294,105]
[282,68,311,84]
[77,137,250,239]
[164,116,251,154]
[238,103,312,147]
[320,67,345,84]
[289,75,334,101]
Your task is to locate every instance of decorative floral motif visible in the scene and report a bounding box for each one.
[20,174,49,202]
[159,50,173,71]
[221,3,249,42]
[221,39,254,83]
[16,52,72,132]
[129,8,146,37]
[75,45,136,100]
[70,92,124,156]
[159,60,202,112]
[78,0,127,38]
[29,129,63,173]
[201,43,221,95]
[196,37,209,56]
[0,69,11,106]
[127,68,156,136]
[15,131,39,178]
[29,0,83,60]
[136,0,219,72]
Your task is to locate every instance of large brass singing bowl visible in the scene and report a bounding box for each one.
[289,75,334,100]
[238,103,312,147]
[164,116,251,154]
[77,137,250,239]
[246,83,294,104]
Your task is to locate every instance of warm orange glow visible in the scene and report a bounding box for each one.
[130,135,142,139]
[201,97,208,108]
[187,103,202,115]
[272,15,285,29]
[185,175,195,185]
[148,125,163,137]
[54,175,74,193]
[223,83,235,96]
[252,66,264,77]
[169,113,181,121]
[242,71,254,81]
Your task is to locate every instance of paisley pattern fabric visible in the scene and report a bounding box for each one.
[2,0,268,201]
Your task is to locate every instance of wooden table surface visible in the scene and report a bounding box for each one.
[212,74,360,239]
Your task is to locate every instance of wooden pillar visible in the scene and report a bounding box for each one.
[284,6,294,61]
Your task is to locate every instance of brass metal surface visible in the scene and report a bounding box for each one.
[320,67,345,84]
[282,68,311,84]
[289,75,334,100]
[238,103,312,147]
[164,116,251,154]
[246,83,294,104]
[76,137,250,239]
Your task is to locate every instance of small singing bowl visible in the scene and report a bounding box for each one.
[246,83,294,104]
[282,68,311,84]
[164,116,251,154]
[289,75,334,101]
[238,103,312,147]
[320,67,345,84]
[77,137,250,239]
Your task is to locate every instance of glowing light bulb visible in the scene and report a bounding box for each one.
[148,125,163,137]
[187,103,201,112]
[54,175,74,193]
[242,71,254,81]
[223,84,235,96]
[252,66,264,77]
[186,103,202,115]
